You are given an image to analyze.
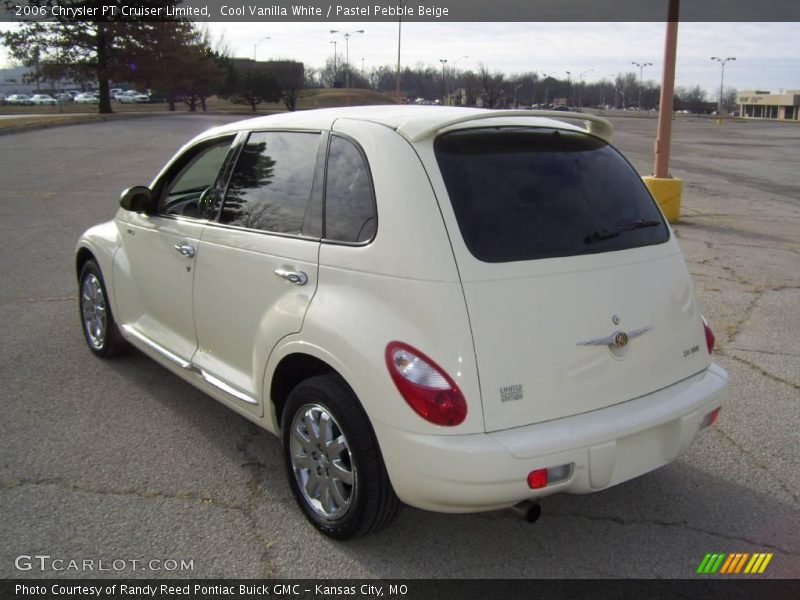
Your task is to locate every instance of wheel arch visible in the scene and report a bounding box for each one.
[264,342,369,435]
[76,246,96,280]
[270,352,334,428]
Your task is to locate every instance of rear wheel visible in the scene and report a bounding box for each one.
[282,374,400,539]
[78,259,126,358]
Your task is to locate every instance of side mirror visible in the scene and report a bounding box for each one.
[119,186,152,213]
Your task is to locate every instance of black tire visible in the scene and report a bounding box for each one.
[282,374,401,539]
[78,259,126,358]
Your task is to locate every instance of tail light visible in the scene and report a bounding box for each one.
[385,341,467,426]
[702,316,716,354]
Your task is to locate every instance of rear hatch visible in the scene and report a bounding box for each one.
[433,126,710,432]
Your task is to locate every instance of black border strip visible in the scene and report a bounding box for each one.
[4,0,800,23]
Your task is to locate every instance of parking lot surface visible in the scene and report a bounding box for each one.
[1,113,798,578]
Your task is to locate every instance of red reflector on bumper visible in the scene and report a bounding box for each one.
[701,407,721,430]
[527,469,548,489]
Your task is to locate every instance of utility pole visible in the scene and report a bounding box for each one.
[631,61,653,110]
[643,0,682,224]
[711,56,735,115]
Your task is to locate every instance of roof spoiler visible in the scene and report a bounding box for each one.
[399,110,614,144]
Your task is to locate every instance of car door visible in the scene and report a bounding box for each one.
[191,130,325,411]
[113,135,237,364]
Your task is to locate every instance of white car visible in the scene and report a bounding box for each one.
[30,94,58,105]
[6,94,32,105]
[117,90,149,104]
[76,106,727,538]
[74,93,99,104]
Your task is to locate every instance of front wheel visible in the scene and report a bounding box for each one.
[282,375,400,539]
[78,259,126,358]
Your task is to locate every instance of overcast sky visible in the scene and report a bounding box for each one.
[2,22,798,94]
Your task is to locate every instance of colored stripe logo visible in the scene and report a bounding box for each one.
[696,552,773,574]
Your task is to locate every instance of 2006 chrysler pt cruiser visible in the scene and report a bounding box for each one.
[76,106,727,538]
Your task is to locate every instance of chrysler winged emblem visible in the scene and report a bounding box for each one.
[577,326,653,348]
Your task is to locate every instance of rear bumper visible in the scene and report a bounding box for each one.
[374,363,728,513]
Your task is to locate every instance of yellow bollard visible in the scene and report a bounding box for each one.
[642,176,683,224]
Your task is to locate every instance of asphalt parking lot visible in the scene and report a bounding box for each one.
[1,113,798,579]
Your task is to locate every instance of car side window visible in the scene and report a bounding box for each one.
[157,137,235,219]
[219,131,320,235]
[324,135,376,243]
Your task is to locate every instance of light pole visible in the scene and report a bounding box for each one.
[565,71,571,106]
[329,41,337,85]
[541,73,550,106]
[330,29,364,89]
[450,55,468,105]
[253,36,270,61]
[438,59,448,105]
[711,56,735,115]
[396,0,425,102]
[578,68,593,108]
[604,73,617,108]
[513,84,523,108]
[631,61,653,110]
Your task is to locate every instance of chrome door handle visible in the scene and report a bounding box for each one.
[173,243,196,258]
[274,269,308,286]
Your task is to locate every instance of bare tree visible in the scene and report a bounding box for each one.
[477,64,505,108]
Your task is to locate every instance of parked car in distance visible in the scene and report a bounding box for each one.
[76,106,727,539]
[118,90,149,104]
[6,94,33,105]
[30,94,58,105]
[75,93,99,104]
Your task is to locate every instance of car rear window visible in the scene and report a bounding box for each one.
[434,127,669,263]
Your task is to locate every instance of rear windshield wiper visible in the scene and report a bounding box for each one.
[583,219,662,244]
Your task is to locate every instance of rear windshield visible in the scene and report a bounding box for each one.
[434,127,669,263]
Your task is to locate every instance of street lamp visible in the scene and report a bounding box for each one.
[578,68,593,108]
[448,55,468,105]
[438,59,448,105]
[631,61,653,110]
[329,41,337,85]
[540,73,550,106]
[396,0,425,102]
[513,83,523,108]
[604,73,617,108]
[711,56,735,115]
[330,29,364,89]
[565,71,571,106]
[253,36,270,61]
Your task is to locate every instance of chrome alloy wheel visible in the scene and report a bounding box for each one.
[290,403,356,520]
[81,274,107,349]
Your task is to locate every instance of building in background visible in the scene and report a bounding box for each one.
[738,90,800,120]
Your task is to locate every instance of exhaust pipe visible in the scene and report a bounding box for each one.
[510,500,541,523]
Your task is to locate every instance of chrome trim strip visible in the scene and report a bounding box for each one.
[121,325,192,369]
[199,371,258,405]
[577,326,654,347]
[121,325,258,405]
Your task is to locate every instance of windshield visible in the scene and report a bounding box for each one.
[434,127,670,263]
